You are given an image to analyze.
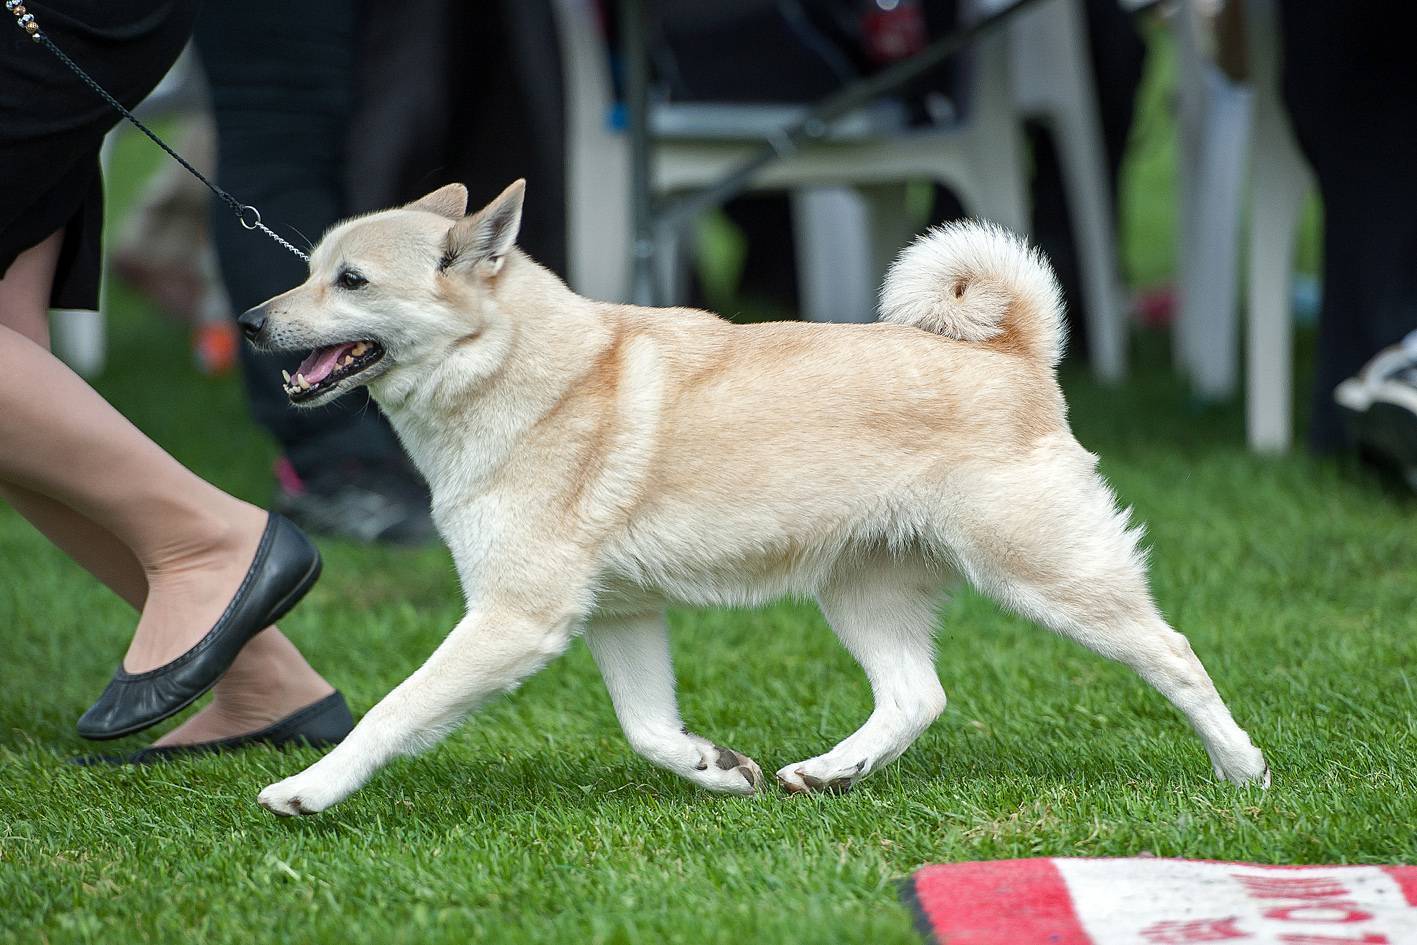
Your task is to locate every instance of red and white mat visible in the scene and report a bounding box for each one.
[904,858,1417,944]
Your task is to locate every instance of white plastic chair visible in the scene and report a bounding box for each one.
[1173,0,1312,452]
[556,0,1029,318]
[556,0,1126,380]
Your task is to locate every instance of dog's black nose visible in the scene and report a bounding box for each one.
[237,305,267,340]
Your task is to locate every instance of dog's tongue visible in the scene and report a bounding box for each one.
[296,343,355,384]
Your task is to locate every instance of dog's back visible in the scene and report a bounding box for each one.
[587,225,1074,607]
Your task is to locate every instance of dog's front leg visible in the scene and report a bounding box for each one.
[258,602,580,816]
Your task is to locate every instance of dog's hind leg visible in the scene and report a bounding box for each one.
[776,554,948,794]
[947,451,1268,785]
[585,610,763,795]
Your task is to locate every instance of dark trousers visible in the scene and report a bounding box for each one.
[1279,1,1417,452]
[194,1,407,480]
[346,0,567,273]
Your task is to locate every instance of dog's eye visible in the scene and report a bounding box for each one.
[337,269,368,290]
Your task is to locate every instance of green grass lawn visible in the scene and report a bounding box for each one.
[3,26,1416,945]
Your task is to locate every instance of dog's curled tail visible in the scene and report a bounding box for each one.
[878,220,1066,367]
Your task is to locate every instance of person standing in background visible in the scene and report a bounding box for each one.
[194,2,434,546]
[1277,1,1417,484]
[194,1,567,546]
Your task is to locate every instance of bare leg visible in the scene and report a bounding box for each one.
[0,323,276,673]
[3,470,332,747]
[0,480,147,604]
[0,230,61,347]
[585,611,762,794]
[0,234,333,737]
[777,555,948,793]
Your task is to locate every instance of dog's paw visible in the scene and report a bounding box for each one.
[1212,744,1270,788]
[258,770,344,817]
[686,742,764,796]
[775,756,868,795]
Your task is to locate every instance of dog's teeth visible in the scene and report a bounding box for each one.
[341,355,353,366]
[297,373,310,389]
[281,369,291,383]
[351,342,368,356]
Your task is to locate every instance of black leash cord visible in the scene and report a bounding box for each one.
[7,0,310,262]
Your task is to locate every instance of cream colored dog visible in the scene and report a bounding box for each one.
[241,181,1267,816]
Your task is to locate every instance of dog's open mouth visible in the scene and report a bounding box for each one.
[283,340,385,402]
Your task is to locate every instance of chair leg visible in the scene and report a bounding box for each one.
[652,219,691,307]
[1005,0,1123,380]
[959,31,1030,236]
[1173,0,1207,375]
[1177,69,1254,400]
[1035,1,1127,382]
[861,183,919,298]
[790,187,881,324]
[1245,186,1304,454]
[555,0,633,302]
[1054,117,1128,383]
[1244,0,1311,454]
[1244,138,1309,451]
[49,311,107,379]
[569,161,633,303]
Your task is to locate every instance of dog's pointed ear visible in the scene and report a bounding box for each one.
[404,183,469,221]
[440,180,525,275]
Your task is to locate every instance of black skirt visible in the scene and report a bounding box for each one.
[0,1,194,310]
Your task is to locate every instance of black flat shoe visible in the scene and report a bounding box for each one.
[72,691,354,765]
[76,512,322,741]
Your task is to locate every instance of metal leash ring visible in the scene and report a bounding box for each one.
[238,206,263,231]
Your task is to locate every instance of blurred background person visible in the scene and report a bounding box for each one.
[193,2,433,546]
[191,0,565,546]
[1278,0,1417,481]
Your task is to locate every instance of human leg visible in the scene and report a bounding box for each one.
[1,236,334,740]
